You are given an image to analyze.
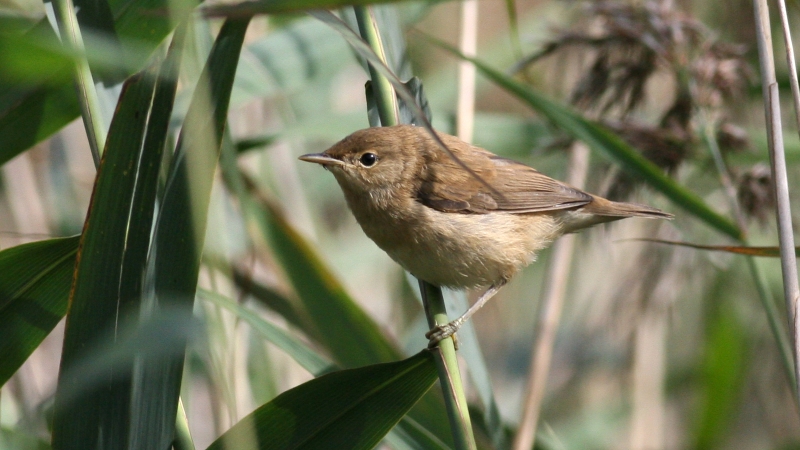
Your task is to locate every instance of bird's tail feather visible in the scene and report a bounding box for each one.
[583,195,674,219]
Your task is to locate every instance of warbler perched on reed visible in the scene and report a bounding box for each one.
[300,125,672,346]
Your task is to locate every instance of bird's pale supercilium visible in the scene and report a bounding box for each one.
[300,125,672,347]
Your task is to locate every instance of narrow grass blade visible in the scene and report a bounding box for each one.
[235,134,277,153]
[128,18,250,448]
[504,0,523,61]
[430,36,743,241]
[199,288,333,375]
[0,236,79,386]
[52,0,109,164]
[228,265,314,335]
[204,0,407,18]
[231,269,321,340]
[244,177,400,368]
[630,238,798,257]
[207,351,437,450]
[753,0,800,405]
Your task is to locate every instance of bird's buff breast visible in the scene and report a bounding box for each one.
[351,199,563,288]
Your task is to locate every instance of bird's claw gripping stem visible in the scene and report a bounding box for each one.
[426,317,465,348]
[424,282,507,349]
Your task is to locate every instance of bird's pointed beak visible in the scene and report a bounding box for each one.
[299,153,345,167]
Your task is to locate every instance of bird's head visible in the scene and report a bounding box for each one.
[299,126,424,197]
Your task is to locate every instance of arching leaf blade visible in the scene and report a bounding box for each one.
[0,236,79,386]
[128,18,251,448]
[51,64,163,449]
[208,351,437,450]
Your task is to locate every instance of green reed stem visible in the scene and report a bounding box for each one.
[353,6,476,449]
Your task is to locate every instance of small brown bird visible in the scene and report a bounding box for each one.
[300,125,672,347]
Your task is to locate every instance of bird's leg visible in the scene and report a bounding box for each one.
[426,280,507,348]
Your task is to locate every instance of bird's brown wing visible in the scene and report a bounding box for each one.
[418,152,592,214]
[487,156,592,213]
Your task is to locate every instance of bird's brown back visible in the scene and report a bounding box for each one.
[407,126,668,219]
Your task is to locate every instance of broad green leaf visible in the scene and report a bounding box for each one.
[128,18,250,448]
[432,38,744,241]
[0,21,72,86]
[50,309,200,409]
[0,16,39,35]
[108,0,198,76]
[0,236,79,386]
[74,0,118,40]
[0,0,197,166]
[0,82,79,168]
[200,288,450,450]
[207,350,437,450]
[0,21,77,166]
[0,426,51,450]
[0,23,153,86]
[50,22,184,446]
[383,416,451,450]
[51,62,164,448]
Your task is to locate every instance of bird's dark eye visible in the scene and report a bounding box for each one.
[359,152,378,167]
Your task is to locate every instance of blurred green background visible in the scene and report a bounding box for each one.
[1,0,799,448]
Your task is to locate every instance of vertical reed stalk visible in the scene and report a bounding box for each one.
[702,116,795,387]
[353,6,476,449]
[456,0,478,142]
[512,142,590,450]
[752,0,800,404]
[51,0,107,167]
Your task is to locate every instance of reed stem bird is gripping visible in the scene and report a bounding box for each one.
[300,125,672,347]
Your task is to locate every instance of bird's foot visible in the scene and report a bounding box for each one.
[426,319,463,349]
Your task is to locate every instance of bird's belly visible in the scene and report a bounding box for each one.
[364,209,563,288]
